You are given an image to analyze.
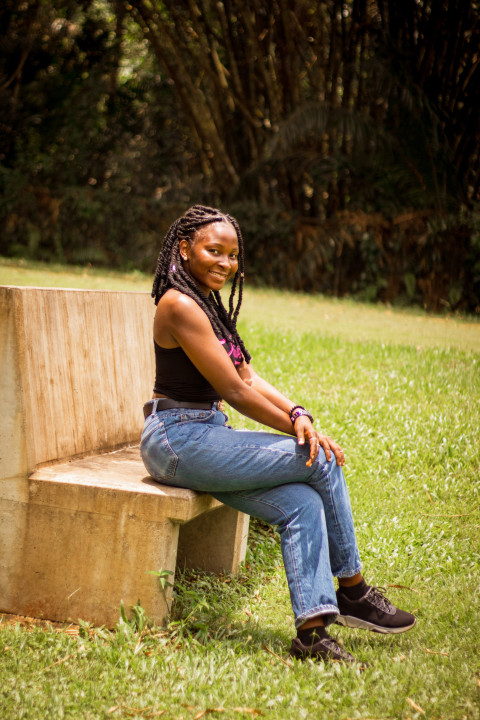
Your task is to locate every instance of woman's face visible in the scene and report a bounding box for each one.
[179,221,239,296]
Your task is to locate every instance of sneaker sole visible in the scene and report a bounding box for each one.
[336,614,416,634]
[289,639,369,668]
[289,647,369,669]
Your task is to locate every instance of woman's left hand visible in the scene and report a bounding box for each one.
[313,432,345,467]
[297,419,345,467]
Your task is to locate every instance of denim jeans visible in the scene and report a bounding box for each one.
[140,402,362,627]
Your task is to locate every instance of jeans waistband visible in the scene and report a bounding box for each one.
[143,399,221,419]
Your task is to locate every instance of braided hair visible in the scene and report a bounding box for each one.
[152,205,251,363]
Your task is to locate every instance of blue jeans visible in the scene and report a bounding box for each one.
[140,403,362,627]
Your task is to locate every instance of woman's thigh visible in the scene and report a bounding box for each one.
[211,482,322,530]
[141,409,328,493]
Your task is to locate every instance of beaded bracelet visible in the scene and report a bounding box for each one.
[289,405,314,425]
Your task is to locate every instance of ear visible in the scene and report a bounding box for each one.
[179,239,190,261]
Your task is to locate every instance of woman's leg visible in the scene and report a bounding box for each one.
[212,483,339,627]
[141,407,361,627]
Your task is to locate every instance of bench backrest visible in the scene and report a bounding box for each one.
[0,286,155,479]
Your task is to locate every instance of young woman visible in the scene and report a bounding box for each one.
[140,205,415,665]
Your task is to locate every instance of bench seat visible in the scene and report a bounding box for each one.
[15,445,248,627]
[0,286,249,627]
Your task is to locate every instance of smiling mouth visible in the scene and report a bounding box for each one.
[209,271,228,279]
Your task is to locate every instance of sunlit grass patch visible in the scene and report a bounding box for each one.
[1,259,479,719]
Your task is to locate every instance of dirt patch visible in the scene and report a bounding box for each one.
[0,612,80,634]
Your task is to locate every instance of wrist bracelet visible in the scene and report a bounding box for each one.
[289,406,314,425]
[289,405,305,415]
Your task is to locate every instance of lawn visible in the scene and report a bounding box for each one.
[1,258,479,719]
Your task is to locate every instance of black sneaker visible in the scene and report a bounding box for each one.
[336,586,416,634]
[289,630,367,668]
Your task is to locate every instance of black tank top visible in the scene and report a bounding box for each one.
[153,334,244,401]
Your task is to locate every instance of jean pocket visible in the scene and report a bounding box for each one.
[140,422,178,481]
[141,414,161,443]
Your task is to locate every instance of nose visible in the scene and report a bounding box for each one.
[217,254,230,268]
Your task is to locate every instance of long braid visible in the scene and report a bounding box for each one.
[152,205,251,363]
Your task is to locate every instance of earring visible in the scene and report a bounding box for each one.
[181,254,188,261]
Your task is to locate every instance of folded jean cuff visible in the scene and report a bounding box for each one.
[295,604,339,629]
[334,564,363,579]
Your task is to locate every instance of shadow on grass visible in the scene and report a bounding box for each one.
[165,518,295,652]
[162,518,421,667]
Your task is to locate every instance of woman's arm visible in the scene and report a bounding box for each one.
[157,291,344,466]
[158,291,291,431]
[237,361,345,467]
[237,362,294,412]
[157,292,323,465]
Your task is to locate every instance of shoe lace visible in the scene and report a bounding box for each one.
[322,637,354,661]
[366,586,393,613]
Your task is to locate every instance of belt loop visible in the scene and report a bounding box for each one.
[143,400,158,419]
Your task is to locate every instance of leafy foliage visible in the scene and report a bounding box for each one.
[0,1,196,268]
[0,1,479,310]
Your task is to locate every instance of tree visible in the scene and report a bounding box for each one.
[125,1,480,310]
[128,0,480,214]
[1,1,478,309]
[0,0,193,265]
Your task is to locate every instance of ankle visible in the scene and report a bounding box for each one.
[297,625,329,644]
[338,578,369,600]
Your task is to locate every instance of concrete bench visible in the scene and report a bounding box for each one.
[0,285,249,627]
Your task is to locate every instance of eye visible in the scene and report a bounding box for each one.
[230,253,238,260]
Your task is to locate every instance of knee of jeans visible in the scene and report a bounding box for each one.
[327,454,341,476]
[313,447,335,473]
[275,484,323,531]
[313,450,345,487]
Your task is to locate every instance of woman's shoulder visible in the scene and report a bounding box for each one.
[158,289,199,313]
[157,289,210,328]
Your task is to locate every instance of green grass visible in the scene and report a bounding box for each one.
[1,258,479,719]
[1,256,479,351]
[0,256,151,292]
